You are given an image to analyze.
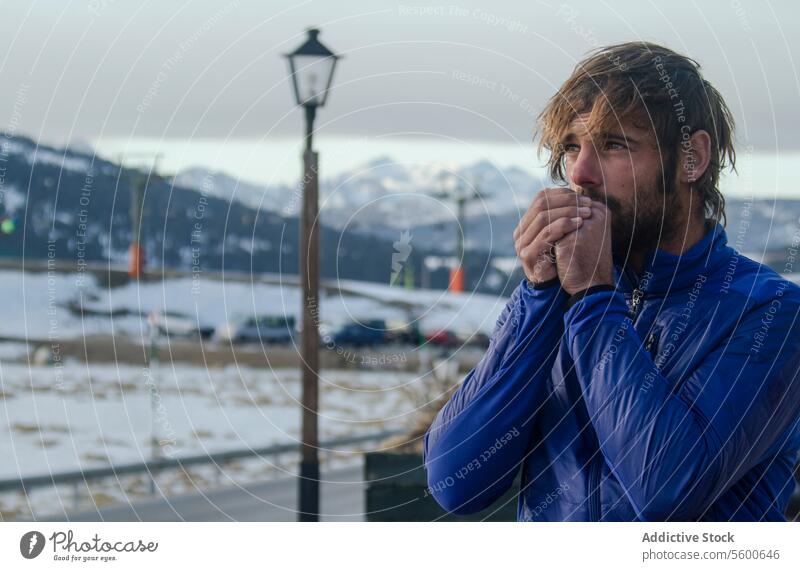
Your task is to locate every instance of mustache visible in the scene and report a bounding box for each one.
[579,189,622,213]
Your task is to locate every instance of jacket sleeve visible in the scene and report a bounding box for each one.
[565,287,800,521]
[423,278,568,515]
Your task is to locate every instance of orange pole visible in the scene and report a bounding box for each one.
[449,266,464,293]
[128,242,145,278]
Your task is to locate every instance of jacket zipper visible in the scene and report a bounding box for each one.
[622,264,646,322]
[587,263,648,521]
[588,456,601,521]
[644,331,658,354]
[629,286,645,321]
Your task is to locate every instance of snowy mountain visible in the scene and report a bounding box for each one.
[174,156,548,233]
[171,167,292,213]
[0,134,516,293]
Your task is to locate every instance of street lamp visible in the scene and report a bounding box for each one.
[286,28,340,152]
[284,27,340,522]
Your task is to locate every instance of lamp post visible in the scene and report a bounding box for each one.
[284,27,340,522]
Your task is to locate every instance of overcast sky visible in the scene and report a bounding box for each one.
[1,0,798,185]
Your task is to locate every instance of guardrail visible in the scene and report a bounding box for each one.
[0,429,403,510]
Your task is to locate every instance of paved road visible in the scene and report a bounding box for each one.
[42,466,366,522]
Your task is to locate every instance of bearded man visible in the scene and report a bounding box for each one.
[423,42,800,521]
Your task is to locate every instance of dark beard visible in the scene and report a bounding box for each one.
[582,176,681,265]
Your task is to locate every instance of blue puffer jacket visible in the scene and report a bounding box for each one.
[423,222,800,521]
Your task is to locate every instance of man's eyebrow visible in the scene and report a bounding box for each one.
[559,131,641,146]
[603,132,641,145]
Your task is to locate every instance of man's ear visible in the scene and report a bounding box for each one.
[679,130,711,184]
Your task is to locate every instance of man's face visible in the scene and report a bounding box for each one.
[561,113,681,263]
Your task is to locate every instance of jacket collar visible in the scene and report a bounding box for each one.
[613,220,732,295]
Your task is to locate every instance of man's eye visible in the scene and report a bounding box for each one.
[604,141,627,150]
[562,143,579,153]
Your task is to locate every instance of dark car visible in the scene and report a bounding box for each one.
[332,319,388,347]
[381,320,422,346]
[465,332,491,348]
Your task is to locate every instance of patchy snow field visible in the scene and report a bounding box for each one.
[0,360,436,519]
[0,268,508,518]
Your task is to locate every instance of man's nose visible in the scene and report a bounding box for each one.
[570,144,603,193]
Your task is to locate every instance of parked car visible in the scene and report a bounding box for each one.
[217,315,297,344]
[386,321,423,346]
[465,332,491,348]
[148,310,215,340]
[425,328,461,347]
[332,319,388,347]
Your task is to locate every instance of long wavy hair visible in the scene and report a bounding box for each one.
[537,41,736,226]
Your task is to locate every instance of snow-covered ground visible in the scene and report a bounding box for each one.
[0,268,505,518]
[0,359,443,518]
[0,362,422,477]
